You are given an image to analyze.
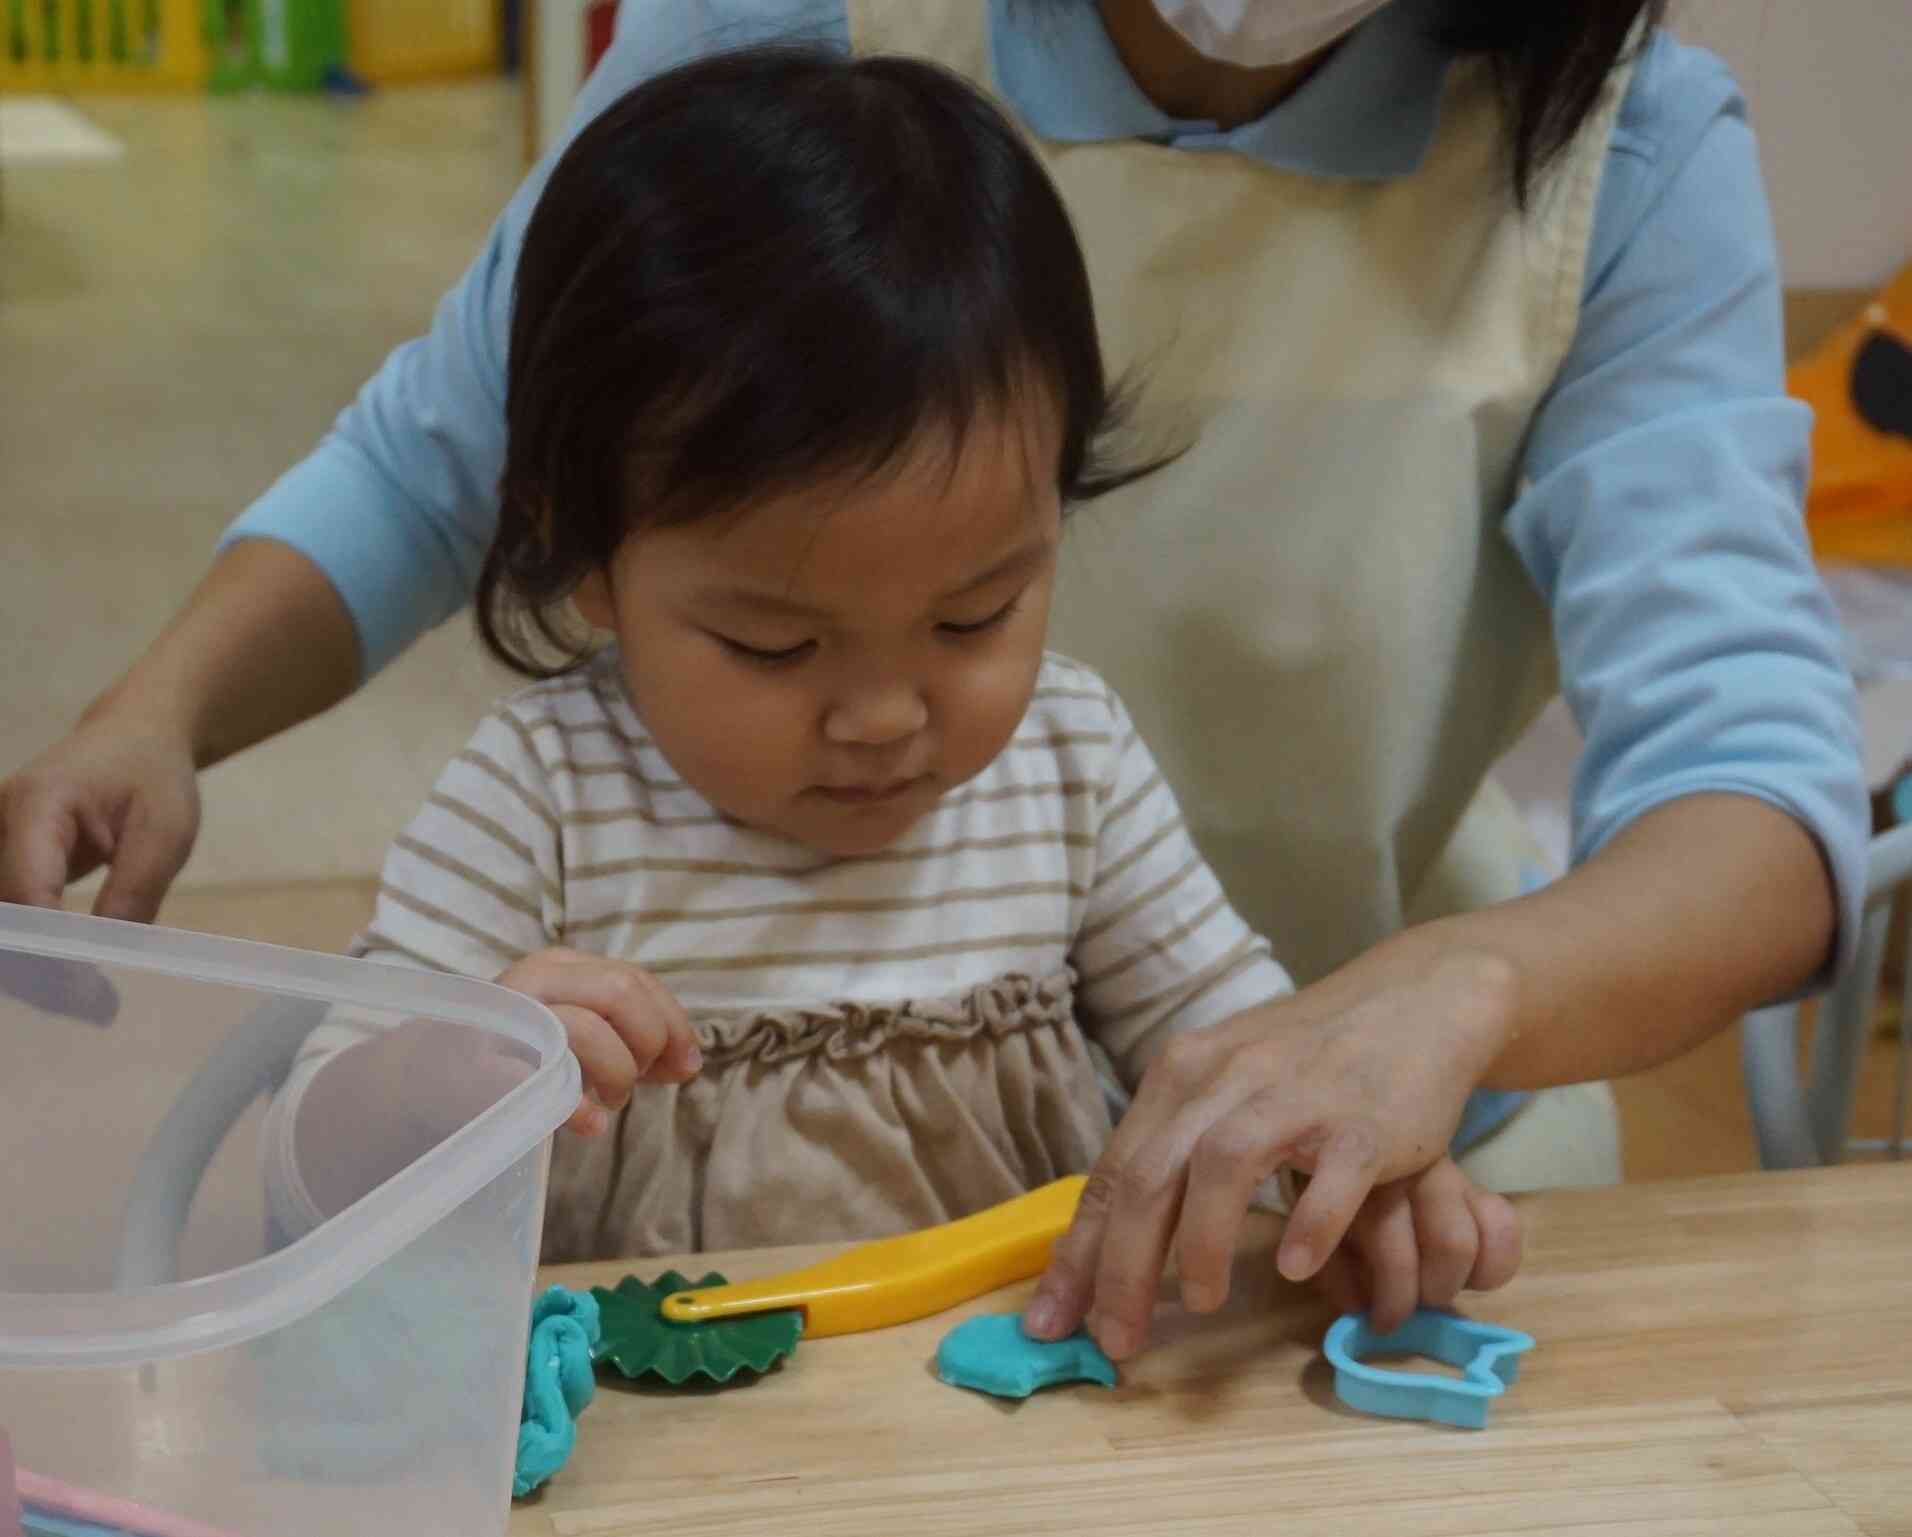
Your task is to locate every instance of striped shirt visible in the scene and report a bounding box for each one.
[264,651,1290,1240]
[356,647,1286,1066]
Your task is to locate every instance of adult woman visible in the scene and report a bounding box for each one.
[1,1,1865,1358]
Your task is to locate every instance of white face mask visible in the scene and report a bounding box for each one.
[1150,0,1395,68]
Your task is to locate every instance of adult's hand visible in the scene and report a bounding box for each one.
[0,712,201,922]
[0,540,361,920]
[1024,939,1516,1360]
[1025,793,1846,1361]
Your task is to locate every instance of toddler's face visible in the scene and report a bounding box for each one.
[576,396,1062,857]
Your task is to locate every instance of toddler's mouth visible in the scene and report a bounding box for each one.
[812,776,928,806]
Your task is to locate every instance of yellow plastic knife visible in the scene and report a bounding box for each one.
[659,1174,1086,1338]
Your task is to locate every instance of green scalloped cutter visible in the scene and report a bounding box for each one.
[591,1272,803,1385]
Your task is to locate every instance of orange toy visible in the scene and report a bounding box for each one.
[1789,262,1912,568]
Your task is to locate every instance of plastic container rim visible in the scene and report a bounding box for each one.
[0,903,579,1369]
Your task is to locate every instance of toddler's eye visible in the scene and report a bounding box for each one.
[938,596,1023,637]
[716,635,816,665]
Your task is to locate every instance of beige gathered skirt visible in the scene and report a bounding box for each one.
[538,968,1114,1262]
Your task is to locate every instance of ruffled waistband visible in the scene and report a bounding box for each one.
[694,968,1078,1067]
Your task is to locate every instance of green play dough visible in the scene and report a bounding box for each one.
[936,1313,1117,1399]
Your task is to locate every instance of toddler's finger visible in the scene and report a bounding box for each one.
[656,1017,703,1080]
[588,964,675,1077]
[1463,1185,1522,1292]
[509,953,674,1079]
[1409,1160,1480,1311]
[1354,1185,1419,1334]
[629,966,701,1081]
[551,1003,638,1117]
[1276,1122,1380,1284]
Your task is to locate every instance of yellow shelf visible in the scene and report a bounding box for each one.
[1,0,206,93]
[346,0,497,85]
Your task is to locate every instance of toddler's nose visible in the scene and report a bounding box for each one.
[824,681,929,747]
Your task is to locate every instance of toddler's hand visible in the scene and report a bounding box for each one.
[496,948,702,1136]
[1307,1156,1521,1333]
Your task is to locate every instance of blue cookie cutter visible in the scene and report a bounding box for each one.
[1323,1310,1533,1429]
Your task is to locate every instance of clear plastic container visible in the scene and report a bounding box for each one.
[0,903,577,1536]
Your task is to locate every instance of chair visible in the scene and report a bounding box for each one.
[1742,821,1912,1168]
[115,995,331,1289]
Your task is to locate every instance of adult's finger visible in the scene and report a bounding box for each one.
[1172,1085,1292,1314]
[1081,1158,1188,1361]
[0,785,86,909]
[1023,1028,1231,1344]
[94,792,198,923]
[1089,1025,1303,1355]
[1022,1167,1118,1340]
[1275,1121,1383,1283]
[1083,1027,1275,1357]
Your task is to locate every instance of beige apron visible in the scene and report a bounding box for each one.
[848,0,1631,984]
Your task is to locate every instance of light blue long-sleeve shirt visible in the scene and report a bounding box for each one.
[224,0,1868,1040]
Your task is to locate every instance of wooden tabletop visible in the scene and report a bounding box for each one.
[513,1164,1912,1536]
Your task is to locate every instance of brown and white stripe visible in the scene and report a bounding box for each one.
[344,650,1288,1075]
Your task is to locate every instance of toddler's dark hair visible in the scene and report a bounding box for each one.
[482,44,1160,676]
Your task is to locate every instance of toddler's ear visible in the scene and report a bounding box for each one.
[572,569,617,630]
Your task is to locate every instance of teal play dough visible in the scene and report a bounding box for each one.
[936,1313,1117,1399]
[514,1286,602,1497]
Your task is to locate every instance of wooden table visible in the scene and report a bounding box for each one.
[513,1165,1912,1536]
